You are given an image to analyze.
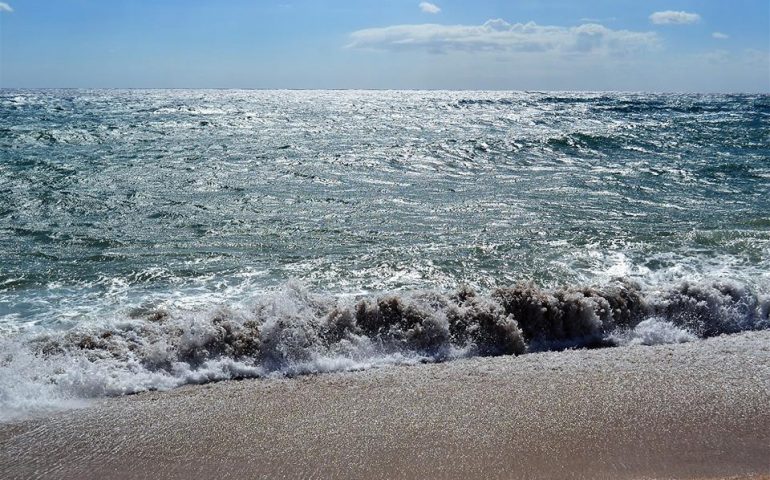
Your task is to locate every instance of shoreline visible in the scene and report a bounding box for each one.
[2,331,769,479]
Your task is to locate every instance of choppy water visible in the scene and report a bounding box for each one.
[1,90,769,420]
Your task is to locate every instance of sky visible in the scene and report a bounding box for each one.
[0,0,768,92]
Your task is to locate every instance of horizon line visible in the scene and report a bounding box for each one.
[1,87,768,95]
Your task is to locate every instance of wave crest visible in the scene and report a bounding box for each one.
[1,279,768,421]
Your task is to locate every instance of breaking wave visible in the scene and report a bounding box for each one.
[1,279,768,422]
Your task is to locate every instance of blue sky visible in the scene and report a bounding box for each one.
[0,0,768,91]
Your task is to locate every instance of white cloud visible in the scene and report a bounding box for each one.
[0,2,13,13]
[742,48,770,67]
[649,11,701,25]
[419,2,440,14]
[712,32,729,40]
[580,17,617,23]
[697,49,730,64]
[348,19,659,56]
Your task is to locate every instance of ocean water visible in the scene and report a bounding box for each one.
[1,89,769,420]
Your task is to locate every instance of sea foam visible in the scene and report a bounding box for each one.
[1,279,767,422]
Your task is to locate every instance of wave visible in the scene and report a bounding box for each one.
[544,132,626,153]
[0,279,768,422]
[450,95,766,114]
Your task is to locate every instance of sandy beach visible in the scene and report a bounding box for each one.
[1,331,768,480]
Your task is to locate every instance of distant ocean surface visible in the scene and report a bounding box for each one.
[1,90,769,420]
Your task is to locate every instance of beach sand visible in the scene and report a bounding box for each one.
[1,331,769,480]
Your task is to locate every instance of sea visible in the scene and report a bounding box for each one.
[1,89,768,421]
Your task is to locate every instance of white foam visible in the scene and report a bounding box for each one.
[1,279,767,423]
[608,317,696,346]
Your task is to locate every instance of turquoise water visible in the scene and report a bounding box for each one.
[2,90,768,330]
[0,90,768,419]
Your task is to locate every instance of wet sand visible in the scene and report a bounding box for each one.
[1,331,769,480]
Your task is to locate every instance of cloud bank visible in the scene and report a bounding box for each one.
[649,11,701,25]
[0,2,13,13]
[419,2,440,14]
[349,19,659,56]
